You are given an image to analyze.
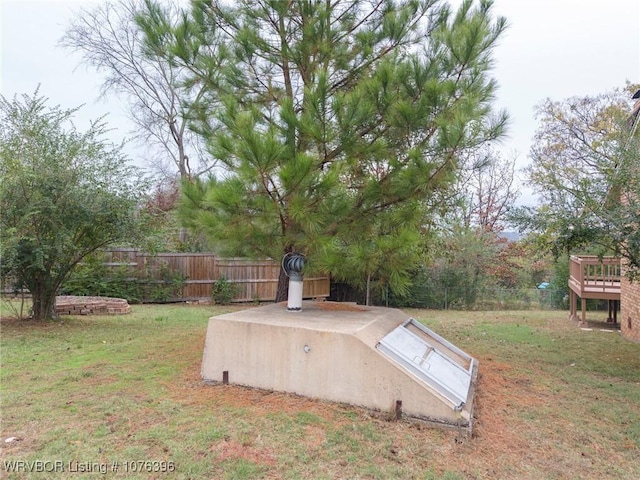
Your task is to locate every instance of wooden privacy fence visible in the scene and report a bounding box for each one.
[102,249,330,302]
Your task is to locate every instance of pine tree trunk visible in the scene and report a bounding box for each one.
[275,246,293,303]
[275,265,289,303]
[366,273,371,306]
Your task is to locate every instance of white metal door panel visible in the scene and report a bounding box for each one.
[377,319,474,408]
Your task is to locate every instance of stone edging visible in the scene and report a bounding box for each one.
[55,296,131,315]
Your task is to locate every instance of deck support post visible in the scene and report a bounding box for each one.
[580,298,587,326]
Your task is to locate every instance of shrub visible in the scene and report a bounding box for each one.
[211,277,237,305]
[62,252,186,303]
[138,262,187,303]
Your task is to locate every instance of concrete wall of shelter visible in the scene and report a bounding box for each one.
[201,303,474,428]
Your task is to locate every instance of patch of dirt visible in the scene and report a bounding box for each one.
[212,439,277,466]
[167,355,349,424]
[466,358,533,451]
[161,330,583,478]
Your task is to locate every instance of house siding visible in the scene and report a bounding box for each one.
[621,93,640,342]
[620,272,640,343]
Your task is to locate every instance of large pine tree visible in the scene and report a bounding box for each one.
[139,0,507,301]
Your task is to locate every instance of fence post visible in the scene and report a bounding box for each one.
[135,250,144,278]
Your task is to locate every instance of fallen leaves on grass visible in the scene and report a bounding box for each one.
[213,439,277,466]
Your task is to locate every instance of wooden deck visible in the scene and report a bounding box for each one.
[568,255,620,324]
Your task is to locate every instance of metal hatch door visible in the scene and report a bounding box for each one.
[376,319,475,409]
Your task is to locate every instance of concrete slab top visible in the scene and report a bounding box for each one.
[211,301,408,337]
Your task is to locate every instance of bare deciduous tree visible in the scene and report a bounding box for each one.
[61,0,220,179]
[454,146,520,233]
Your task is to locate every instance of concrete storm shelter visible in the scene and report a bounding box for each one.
[202,302,478,433]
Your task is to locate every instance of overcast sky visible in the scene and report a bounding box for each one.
[1,0,639,205]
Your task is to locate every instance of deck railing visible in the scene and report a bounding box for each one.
[569,255,621,296]
[568,255,621,323]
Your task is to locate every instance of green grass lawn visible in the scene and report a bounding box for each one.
[1,302,639,479]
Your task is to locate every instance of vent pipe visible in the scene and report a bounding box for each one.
[283,253,305,312]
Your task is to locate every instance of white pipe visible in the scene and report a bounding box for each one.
[287,279,303,311]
